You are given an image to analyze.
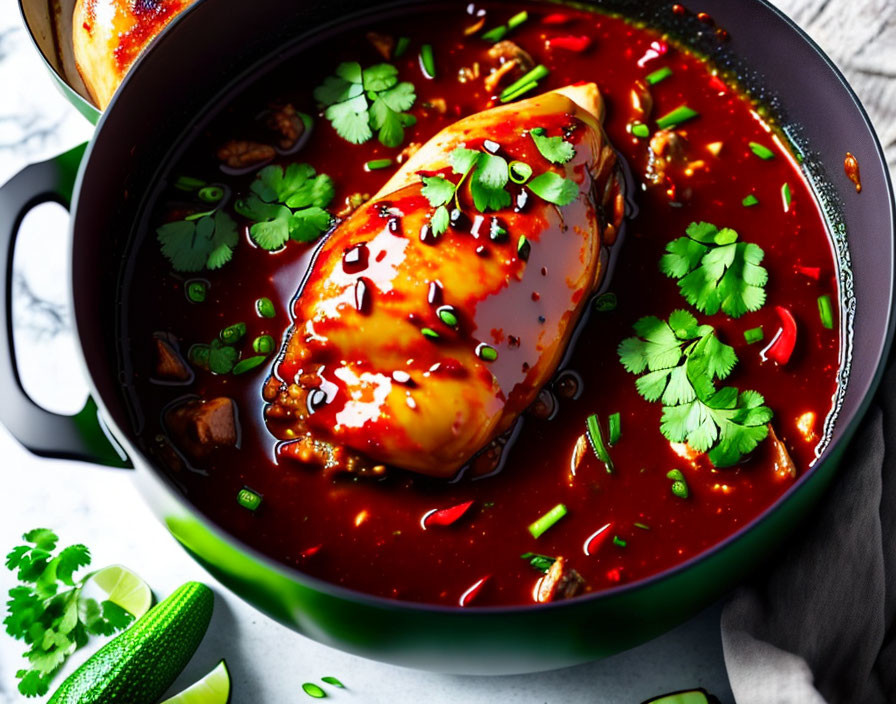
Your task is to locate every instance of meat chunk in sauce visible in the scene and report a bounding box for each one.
[534,557,587,602]
[264,84,624,478]
[165,397,237,459]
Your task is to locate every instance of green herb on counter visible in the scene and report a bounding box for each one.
[4,529,136,697]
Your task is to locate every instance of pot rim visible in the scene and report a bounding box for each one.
[70,0,896,616]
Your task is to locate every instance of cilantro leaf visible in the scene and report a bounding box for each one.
[422,176,455,207]
[238,163,334,249]
[449,147,481,176]
[618,312,772,467]
[156,210,239,272]
[431,205,450,236]
[5,530,136,697]
[316,61,416,147]
[527,172,579,206]
[530,127,576,164]
[660,221,768,318]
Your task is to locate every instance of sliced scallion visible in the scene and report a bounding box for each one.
[744,326,764,344]
[500,80,538,103]
[437,306,459,327]
[594,292,617,312]
[818,294,834,329]
[508,10,529,28]
[256,297,275,318]
[419,44,436,79]
[749,141,775,160]
[173,175,206,191]
[500,65,549,101]
[185,280,207,303]
[482,25,508,42]
[237,487,262,511]
[634,522,651,530]
[520,551,556,573]
[198,186,224,203]
[509,160,533,184]
[219,322,247,345]
[364,158,393,171]
[394,36,410,58]
[646,66,672,84]
[630,122,650,138]
[781,182,792,212]
[667,469,689,499]
[742,194,759,207]
[586,413,615,473]
[656,105,698,130]
[476,342,498,361]
[253,335,275,354]
[528,503,567,539]
[233,355,267,375]
[421,327,440,341]
[613,535,627,548]
[608,412,621,446]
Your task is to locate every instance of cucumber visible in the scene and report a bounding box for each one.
[49,581,214,704]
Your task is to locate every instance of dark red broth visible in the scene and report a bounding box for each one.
[124,2,841,606]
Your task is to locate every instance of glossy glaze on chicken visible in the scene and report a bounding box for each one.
[123,2,841,606]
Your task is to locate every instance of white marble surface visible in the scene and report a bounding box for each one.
[0,1,892,702]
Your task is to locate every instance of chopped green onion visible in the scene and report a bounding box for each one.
[744,326,764,344]
[482,25,508,42]
[749,141,775,160]
[634,522,651,530]
[613,535,627,548]
[437,306,459,327]
[500,65,549,101]
[667,469,689,499]
[419,44,436,79]
[500,80,539,103]
[233,355,267,375]
[508,10,529,28]
[188,344,210,367]
[608,412,621,445]
[394,36,410,58]
[421,327,440,340]
[253,335,275,354]
[302,682,327,698]
[184,209,215,222]
[818,294,834,329]
[509,161,533,184]
[594,292,617,312]
[256,297,275,318]
[198,186,224,203]
[742,194,759,207]
[517,235,531,261]
[646,66,673,84]
[476,343,498,361]
[520,552,556,573]
[173,175,205,191]
[321,677,344,688]
[219,322,247,345]
[781,182,792,212]
[528,503,567,539]
[656,105,699,130]
[237,487,262,511]
[364,158,393,171]
[630,122,650,138]
[185,280,207,303]
[586,413,615,473]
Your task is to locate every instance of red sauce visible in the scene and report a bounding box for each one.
[124,3,841,606]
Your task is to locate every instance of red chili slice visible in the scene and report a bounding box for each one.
[583,522,614,556]
[542,12,571,25]
[459,575,490,606]
[547,35,591,52]
[795,265,821,280]
[637,39,669,67]
[421,500,474,529]
[708,75,728,94]
[300,544,322,559]
[762,306,798,365]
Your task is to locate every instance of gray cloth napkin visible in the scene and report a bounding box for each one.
[721,362,896,703]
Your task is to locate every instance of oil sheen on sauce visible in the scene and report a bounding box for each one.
[124,3,841,606]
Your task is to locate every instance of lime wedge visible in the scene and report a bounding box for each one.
[82,564,153,619]
[161,660,231,704]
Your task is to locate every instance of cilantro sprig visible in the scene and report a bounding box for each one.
[235,163,335,250]
[421,129,578,236]
[660,221,768,318]
[314,62,417,147]
[157,208,239,273]
[4,529,135,697]
[618,310,772,467]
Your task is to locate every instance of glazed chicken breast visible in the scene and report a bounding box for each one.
[73,0,196,108]
[264,84,624,478]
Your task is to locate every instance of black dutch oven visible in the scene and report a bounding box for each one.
[1,0,893,675]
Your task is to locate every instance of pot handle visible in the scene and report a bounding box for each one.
[0,145,131,468]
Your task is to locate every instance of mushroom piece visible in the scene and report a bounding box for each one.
[152,337,192,383]
[266,103,305,150]
[217,140,276,170]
